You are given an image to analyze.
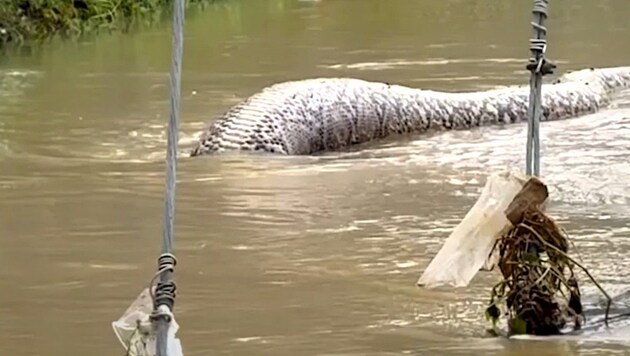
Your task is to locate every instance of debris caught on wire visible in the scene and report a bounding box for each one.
[484,178,612,336]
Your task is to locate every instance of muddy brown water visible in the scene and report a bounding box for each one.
[1,0,630,355]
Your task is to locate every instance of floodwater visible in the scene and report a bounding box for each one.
[1,0,630,355]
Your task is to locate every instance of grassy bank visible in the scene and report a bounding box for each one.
[0,0,215,47]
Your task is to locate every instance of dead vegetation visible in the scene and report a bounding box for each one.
[485,178,612,336]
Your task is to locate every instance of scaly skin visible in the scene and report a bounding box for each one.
[190,66,630,156]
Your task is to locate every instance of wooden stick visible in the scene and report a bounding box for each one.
[504,177,549,225]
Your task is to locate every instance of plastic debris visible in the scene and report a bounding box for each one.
[417,171,528,288]
[111,288,183,356]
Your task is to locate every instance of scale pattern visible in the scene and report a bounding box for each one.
[190,67,630,156]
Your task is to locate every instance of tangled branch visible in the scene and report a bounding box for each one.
[486,209,611,336]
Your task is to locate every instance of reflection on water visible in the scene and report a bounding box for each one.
[1,0,630,355]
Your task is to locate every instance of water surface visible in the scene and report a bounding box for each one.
[1,0,630,355]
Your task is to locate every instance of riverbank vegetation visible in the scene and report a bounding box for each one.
[0,0,215,47]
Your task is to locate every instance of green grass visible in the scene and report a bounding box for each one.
[0,0,214,47]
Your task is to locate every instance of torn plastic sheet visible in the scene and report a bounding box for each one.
[417,171,528,288]
[112,288,183,356]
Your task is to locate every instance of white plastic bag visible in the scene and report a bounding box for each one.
[112,288,183,356]
[417,171,528,288]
